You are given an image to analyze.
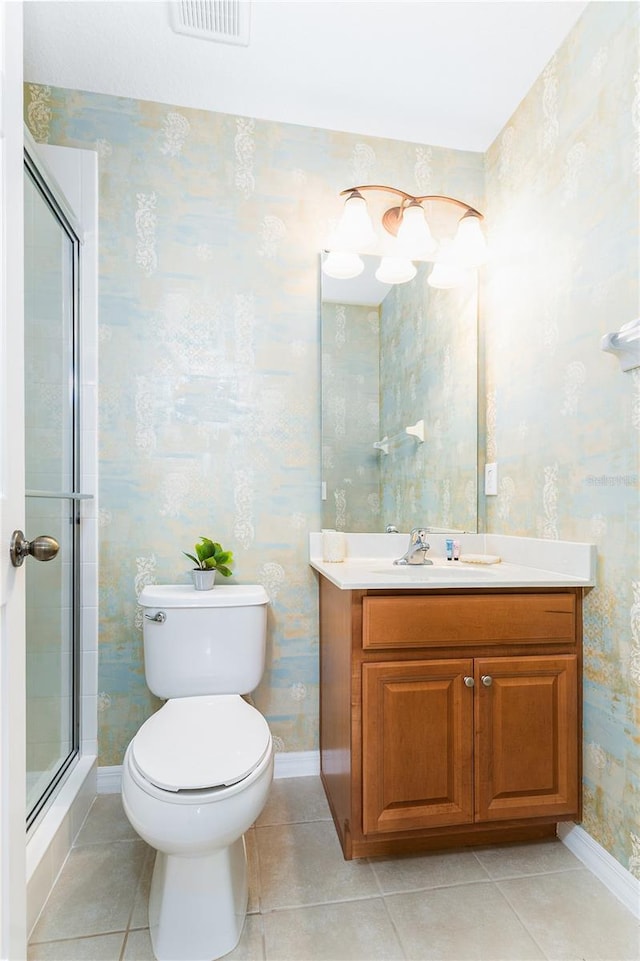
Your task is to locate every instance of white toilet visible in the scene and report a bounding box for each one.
[121,584,274,961]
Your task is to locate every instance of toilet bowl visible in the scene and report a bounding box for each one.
[122,585,273,961]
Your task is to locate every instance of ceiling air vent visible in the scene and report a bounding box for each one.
[170,1,251,46]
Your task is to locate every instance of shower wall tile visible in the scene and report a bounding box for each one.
[80,606,98,652]
[81,650,99,699]
[80,562,98,609]
[81,695,98,745]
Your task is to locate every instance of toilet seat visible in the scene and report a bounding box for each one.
[131,695,271,792]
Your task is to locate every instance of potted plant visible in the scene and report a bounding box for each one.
[184,536,234,591]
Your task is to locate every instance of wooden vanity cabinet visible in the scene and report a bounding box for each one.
[319,579,582,860]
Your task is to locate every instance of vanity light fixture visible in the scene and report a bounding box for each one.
[323,185,488,287]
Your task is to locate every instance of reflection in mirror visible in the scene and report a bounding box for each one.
[321,255,478,533]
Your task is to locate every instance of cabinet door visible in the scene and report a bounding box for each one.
[362,659,474,835]
[475,655,578,822]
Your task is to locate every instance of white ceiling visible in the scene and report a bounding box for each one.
[23,0,588,152]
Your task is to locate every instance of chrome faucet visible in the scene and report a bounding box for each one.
[393,527,433,565]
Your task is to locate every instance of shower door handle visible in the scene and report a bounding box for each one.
[10,530,60,567]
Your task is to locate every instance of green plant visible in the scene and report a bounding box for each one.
[184,536,234,577]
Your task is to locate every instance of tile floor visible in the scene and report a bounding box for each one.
[29,777,639,961]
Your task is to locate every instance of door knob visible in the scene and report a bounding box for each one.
[481,675,493,687]
[10,530,60,568]
[463,676,475,687]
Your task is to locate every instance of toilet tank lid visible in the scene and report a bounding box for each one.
[139,584,269,608]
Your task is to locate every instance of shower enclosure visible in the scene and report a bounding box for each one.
[23,134,98,935]
[23,147,84,830]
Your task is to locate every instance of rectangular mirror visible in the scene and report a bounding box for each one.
[321,255,478,532]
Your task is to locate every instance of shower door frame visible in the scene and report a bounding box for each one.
[23,133,99,937]
[23,144,83,832]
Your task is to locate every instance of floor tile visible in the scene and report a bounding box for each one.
[256,776,332,826]
[370,848,490,893]
[226,915,265,961]
[256,821,379,910]
[30,840,148,942]
[474,839,584,879]
[27,777,640,961]
[122,928,154,961]
[263,898,404,960]
[386,881,546,960]
[27,932,125,961]
[498,870,640,960]
[74,795,139,846]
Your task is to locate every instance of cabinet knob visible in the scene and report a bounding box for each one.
[481,675,493,687]
[463,676,475,688]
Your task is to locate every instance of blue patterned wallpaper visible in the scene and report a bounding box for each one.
[23,84,484,764]
[321,302,382,531]
[380,266,478,531]
[483,1,639,875]
[23,0,640,878]
[321,267,478,534]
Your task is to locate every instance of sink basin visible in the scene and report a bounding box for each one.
[370,565,494,579]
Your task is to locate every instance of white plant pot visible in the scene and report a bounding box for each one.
[191,569,216,591]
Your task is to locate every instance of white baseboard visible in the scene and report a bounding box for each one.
[273,750,320,779]
[558,822,640,919]
[97,750,320,795]
[97,765,123,794]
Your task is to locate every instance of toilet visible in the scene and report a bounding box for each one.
[121,584,274,961]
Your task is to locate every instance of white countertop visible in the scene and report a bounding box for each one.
[309,532,596,591]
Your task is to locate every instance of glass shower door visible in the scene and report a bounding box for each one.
[24,152,81,830]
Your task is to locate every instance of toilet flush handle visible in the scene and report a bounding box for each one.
[144,611,166,624]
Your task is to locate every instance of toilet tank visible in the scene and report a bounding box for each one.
[138,584,269,699]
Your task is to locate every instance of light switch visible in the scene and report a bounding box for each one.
[485,462,498,496]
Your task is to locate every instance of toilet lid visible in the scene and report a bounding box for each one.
[131,695,272,792]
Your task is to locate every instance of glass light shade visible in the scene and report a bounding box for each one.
[375,256,417,285]
[396,203,437,258]
[322,250,364,280]
[334,193,377,251]
[450,213,489,267]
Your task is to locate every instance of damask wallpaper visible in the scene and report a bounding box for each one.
[23,82,484,764]
[321,302,382,532]
[23,0,640,880]
[483,1,639,876]
[379,267,478,532]
[321,268,477,535]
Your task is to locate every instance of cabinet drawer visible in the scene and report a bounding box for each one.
[362,593,576,650]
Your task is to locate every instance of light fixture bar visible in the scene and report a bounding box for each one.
[325,184,488,288]
[338,185,483,221]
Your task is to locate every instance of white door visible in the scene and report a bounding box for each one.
[0,3,27,959]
